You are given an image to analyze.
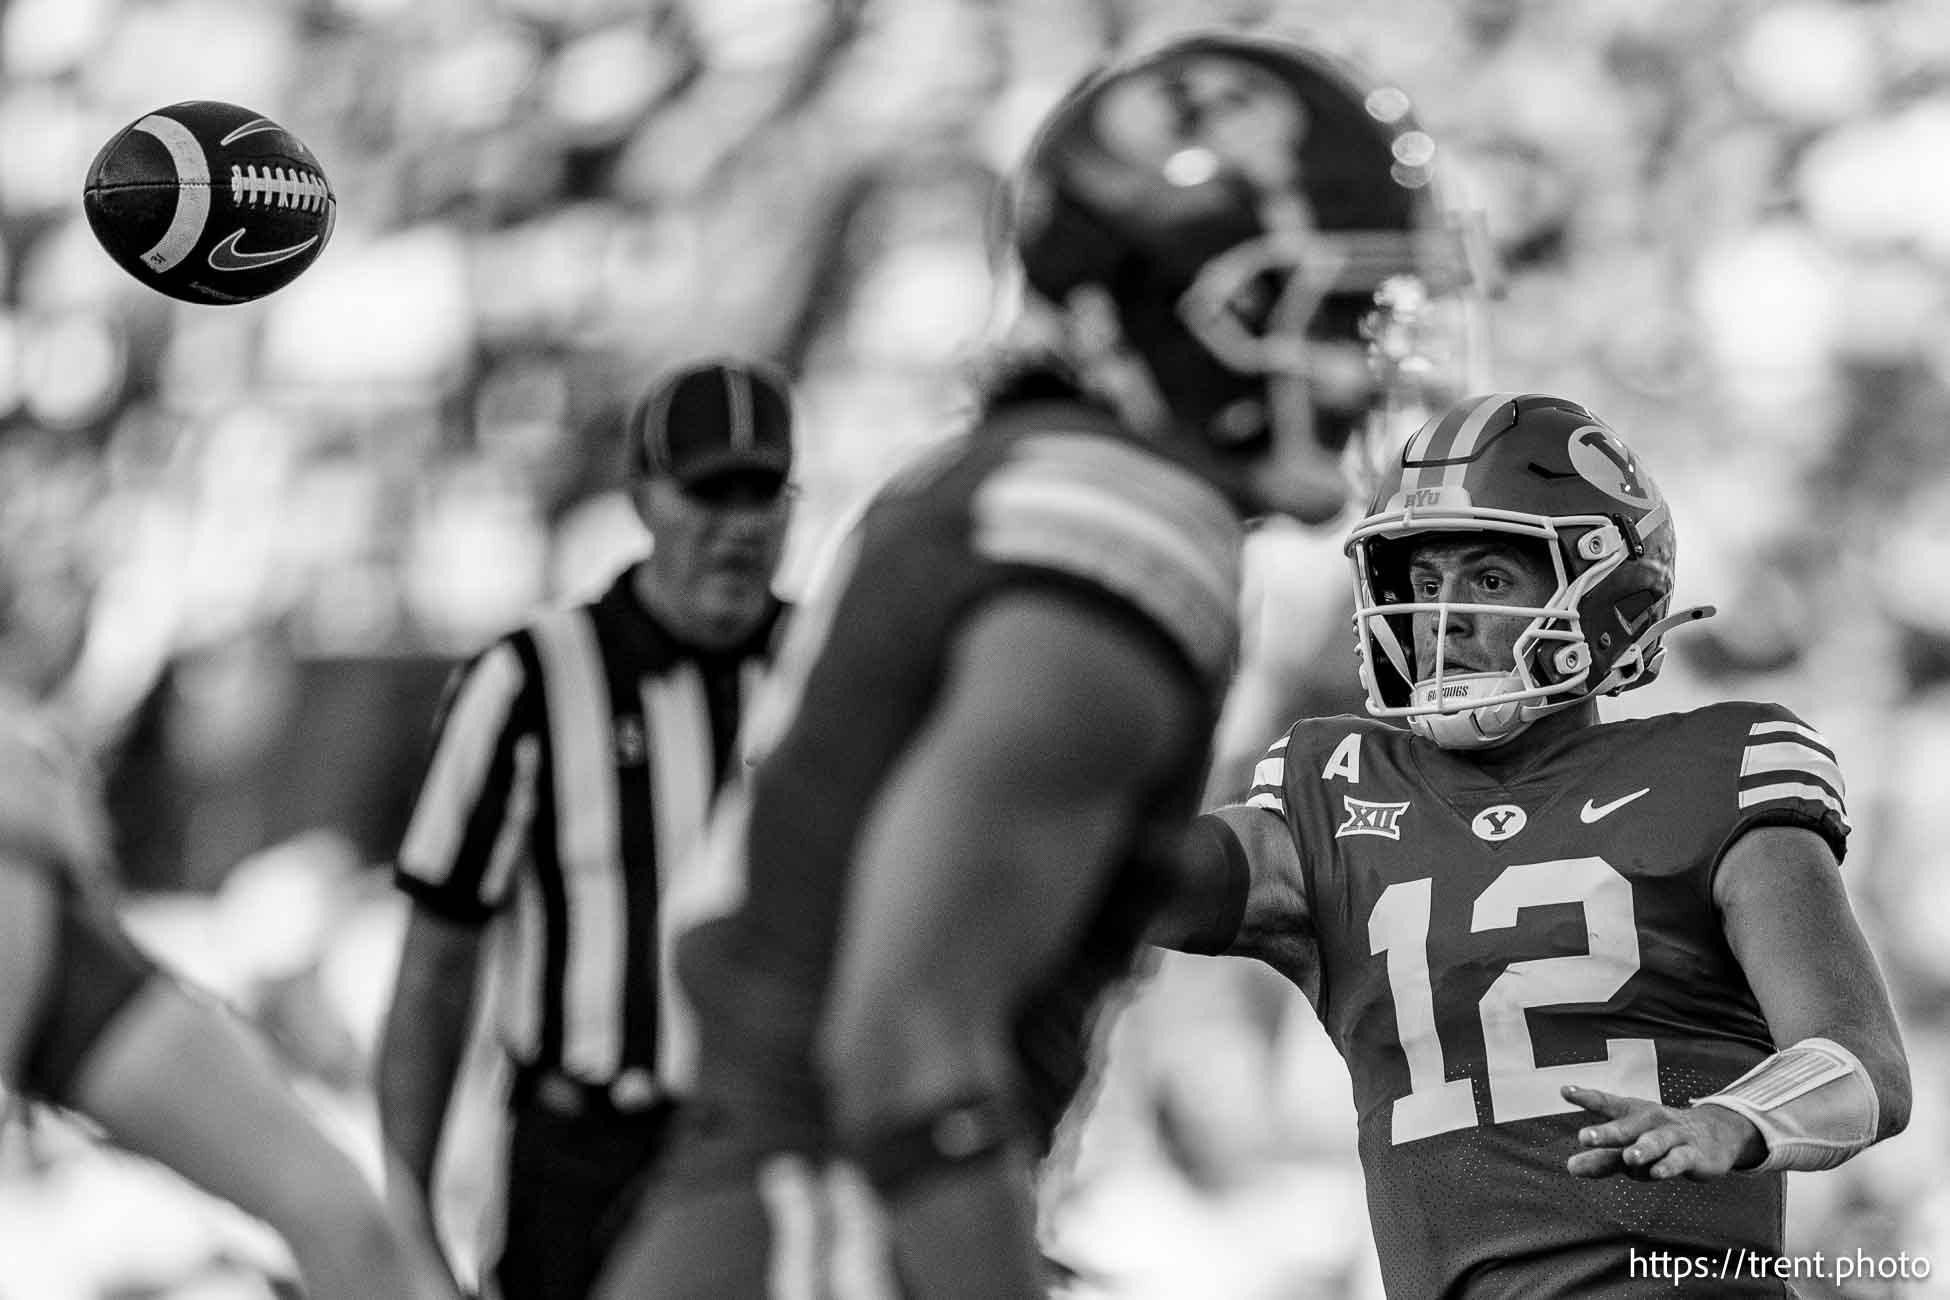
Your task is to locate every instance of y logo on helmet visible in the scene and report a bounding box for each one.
[1566,425,1653,505]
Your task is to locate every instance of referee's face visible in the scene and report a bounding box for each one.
[636,472,790,648]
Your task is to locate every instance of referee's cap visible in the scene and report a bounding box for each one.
[630,358,795,489]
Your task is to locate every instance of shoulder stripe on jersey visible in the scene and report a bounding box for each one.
[1740,726,1845,795]
[1746,719,1838,759]
[398,643,525,887]
[1243,733,1289,814]
[1747,717,1836,748]
[1738,764,1842,804]
[530,608,627,1080]
[1739,720,1849,828]
[974,433,1243,686]
[1738,781,1848,827]
[1249,753,1286,792]
[982,434,1242,591]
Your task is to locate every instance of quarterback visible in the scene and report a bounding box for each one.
[1154,391,1910,1298]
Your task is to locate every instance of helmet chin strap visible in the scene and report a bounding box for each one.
[1406,672,1537,749]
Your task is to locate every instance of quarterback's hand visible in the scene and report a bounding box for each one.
[1562,1085,1766,1181]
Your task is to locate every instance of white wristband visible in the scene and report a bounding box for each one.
[1692,1037,1878,1173]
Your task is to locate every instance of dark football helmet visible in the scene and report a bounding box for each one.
[1008,29,1491,522]
[1347,392,1714,748]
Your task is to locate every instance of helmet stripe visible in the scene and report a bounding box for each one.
[1434,394,1514,490]
[1402,393,1514,495]
[1399,402,1464,464]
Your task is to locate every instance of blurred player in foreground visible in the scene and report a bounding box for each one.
[592,28,1484,1300]
[0,673,458,1299]
[1152,391,1911,1297]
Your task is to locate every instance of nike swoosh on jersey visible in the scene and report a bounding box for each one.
[1580,787,1651,823]
[206,228,318,272]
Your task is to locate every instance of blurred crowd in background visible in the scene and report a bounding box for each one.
[4,0,1950,1296]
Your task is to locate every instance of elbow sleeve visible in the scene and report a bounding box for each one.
[1173,813,1251,956]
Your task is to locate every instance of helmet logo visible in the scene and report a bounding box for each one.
[1095,55,1310,192]
[1566,424,1653,505]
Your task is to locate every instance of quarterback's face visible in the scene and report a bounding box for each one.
[637,473,791,648]
[1405,536,1556,679]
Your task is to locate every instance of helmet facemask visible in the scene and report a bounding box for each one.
[1351,514,1632,749]
[1171,214,1488,520]
[1345,392,1715,750]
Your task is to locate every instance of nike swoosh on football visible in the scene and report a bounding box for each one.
[220,119,281,145]
[1580,788,1651,823]
[206,229,318,272]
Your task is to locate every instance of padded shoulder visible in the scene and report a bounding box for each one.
[1706,700,1850,861]
[1243,715,1395,817]
[968,429,1245,689]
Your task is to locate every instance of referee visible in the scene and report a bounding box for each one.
[377,358,795,1300]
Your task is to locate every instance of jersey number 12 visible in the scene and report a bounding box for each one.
[1368,856,1660,1145]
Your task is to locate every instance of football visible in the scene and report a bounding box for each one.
[82,100,336,306]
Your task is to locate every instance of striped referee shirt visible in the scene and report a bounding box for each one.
[394,565,781,1095]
